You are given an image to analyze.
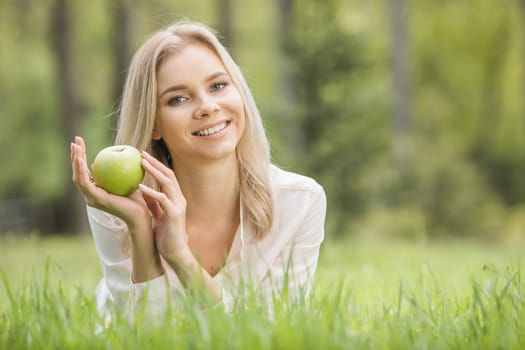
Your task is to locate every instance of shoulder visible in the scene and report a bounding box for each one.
[269,164,326,212]
[264,164,326,245]
[269,164,325,198]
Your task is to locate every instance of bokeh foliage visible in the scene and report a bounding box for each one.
[1,0,524,240]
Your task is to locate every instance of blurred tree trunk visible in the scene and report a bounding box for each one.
[217,0,234,51]
[277,0,295,100]
[50,0,86,234]
[389,0,412,169]
[276,0,302,157]
[110,0,134,133]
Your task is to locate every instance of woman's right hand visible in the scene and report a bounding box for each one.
[72,136,164,283]
[70,136,150,231]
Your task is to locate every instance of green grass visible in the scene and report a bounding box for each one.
[0,234,524,349]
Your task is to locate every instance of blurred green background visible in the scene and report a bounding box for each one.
[1,0,525,245]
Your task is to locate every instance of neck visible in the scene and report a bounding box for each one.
[173,155,240,224]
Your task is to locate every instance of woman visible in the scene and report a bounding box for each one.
[70,21,326,315]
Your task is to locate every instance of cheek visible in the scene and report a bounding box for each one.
[233,95,245,120]
[157,107,189,127]
[225,87,244,111]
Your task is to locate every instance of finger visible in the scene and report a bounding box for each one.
[74,155,95,191]
[75,136,87,161]
[141,151,184,196]
[141,188,164,220]
[141,151,179,180]
[72,153,116,209]
[71,143,83,183]
[141,158,181,200]
[138,183,181,215]
[71,137,87,175]
[71,143,88,175]
[72,136,95,181]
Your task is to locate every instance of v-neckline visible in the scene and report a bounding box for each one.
[212,201,245,278]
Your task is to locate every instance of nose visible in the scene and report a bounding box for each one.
[194,99,220,119]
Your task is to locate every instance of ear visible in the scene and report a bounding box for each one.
[152,124,162,141]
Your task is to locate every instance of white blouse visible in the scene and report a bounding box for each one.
[87,165,326,314]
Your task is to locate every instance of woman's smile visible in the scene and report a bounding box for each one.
[192,120,231,137]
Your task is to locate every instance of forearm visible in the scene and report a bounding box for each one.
[129,223,164,283]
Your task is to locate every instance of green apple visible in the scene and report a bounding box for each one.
[92,145,145,196]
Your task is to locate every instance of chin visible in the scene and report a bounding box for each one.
[202,145,238,161]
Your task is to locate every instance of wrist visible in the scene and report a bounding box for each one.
[128,223,164,283]
[164,246,195,270]
[125,211,151,233]
[131,262,164,283]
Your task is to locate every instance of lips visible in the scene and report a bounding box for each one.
[192,121,230,136]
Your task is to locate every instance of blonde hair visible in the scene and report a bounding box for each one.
[114,21,274,239]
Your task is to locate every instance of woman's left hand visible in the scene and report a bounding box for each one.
[140,152,221,303]
[139,151,192,265]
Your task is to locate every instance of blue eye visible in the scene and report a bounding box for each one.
[211,82,227,91]
[168,95,187,106]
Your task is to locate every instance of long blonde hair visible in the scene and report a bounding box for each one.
[114,21,274,239]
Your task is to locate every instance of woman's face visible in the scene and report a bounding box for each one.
[154,43,245,167]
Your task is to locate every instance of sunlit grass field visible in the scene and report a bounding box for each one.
[1,233,524,349]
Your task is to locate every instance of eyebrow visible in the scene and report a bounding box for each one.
[158,71,228,98]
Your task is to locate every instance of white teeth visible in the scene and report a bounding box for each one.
[197,123,226,136]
